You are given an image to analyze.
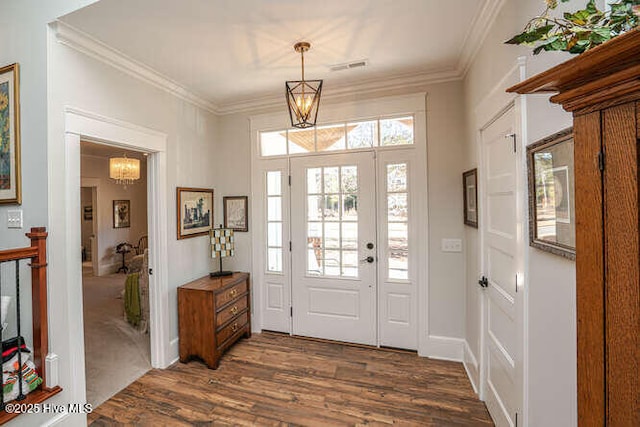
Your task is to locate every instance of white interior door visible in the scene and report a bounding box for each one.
[481,106,522,426]
[291,152,377,345]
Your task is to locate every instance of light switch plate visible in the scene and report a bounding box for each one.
[441,238,462,253]
[7,210,23,229]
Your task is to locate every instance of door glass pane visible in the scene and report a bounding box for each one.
[323,195,340,221]
[307,249,323,275]
[307,222,322,246]
[307,196,323,221]
[388,225,408,252]
[267,248,282,272]
[388,194,408,221]
[268,222,282,247]
[324,167,340,193]
[317,124,346,151]
[380,116,414,146]
[324,222,340,249]
[261,131,287,156]
[341,166,358,193]
[341,223,358,249]
[387,163,407,192]
[305,165,360,278]
[289,127,315,154]
[347,121,377,149]
[324,250,341,276]
[342,195,358,221]
[307,168,322,194]
[267,171,282,196]
[268,197,282,221]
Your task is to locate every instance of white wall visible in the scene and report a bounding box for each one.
[44,27,220,424]
[217,80,467,349]
[80,154,148,275]
[462,0,587,425]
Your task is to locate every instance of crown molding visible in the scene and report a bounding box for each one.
[456,0,507,77]
[52,20,219,115]
[52,0,505,118]
[216,67,463,115]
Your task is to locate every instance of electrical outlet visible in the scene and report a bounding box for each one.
[7,210,23,229]
[441,238,462,253]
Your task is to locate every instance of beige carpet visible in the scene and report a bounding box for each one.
[82,269,151,407]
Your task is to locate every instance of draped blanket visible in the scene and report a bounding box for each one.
[124,272,141,327]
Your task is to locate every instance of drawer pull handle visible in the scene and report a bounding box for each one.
[231,305,238,315]
[230,289,238,298]
[231,322,238,332]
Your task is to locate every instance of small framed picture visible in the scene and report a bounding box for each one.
[177,187,214,239]
[113,200,130,228]
[0,63,21,205]
[224,196,248,232]
[527,128,575,260]
[463,169,478,228]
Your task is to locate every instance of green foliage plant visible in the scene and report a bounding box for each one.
[506,0,640,54]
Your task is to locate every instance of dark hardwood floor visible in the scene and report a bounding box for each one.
[88,332,493,426]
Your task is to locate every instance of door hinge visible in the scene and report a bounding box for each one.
[290,306,293,317]
[515,274,518,293]
[478,276,489,288]
[288,175,292,186]
[515,412,518,427]
[148,268,153,275]
[289,241,292,251]
[598,151,605,171]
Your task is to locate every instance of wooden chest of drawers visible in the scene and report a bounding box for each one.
[178,272,251,369]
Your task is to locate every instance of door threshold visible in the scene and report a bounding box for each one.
[261,331,416,354]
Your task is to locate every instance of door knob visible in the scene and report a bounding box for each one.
[360,256,375,264]
[366,242,374,249]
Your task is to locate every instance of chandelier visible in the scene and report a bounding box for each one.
[109,155,140,187]
[285,41,323,129]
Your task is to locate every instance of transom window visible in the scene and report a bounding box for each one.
[260,116,414,157]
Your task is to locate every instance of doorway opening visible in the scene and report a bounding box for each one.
[80,141,151,407]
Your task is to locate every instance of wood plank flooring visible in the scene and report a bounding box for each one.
[88,332,492,426]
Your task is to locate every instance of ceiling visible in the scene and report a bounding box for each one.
[60,0,489,111]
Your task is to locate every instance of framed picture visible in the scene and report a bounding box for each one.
[113,200,130,228]
[224,196,248,232]
[83,206,93,221]
[177,187,214,239]
[527,128,575,260]
[463,169,478,228]
[0,63,21,205]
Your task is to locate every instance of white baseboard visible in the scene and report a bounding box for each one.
[463,340,480,394]
[45,412,86,427]
[425,335,464,362]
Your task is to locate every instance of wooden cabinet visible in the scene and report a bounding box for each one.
[178,272,251,369]
[509,29,640,425]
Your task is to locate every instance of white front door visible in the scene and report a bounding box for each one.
[481,106,522,426]
[290,152,377,345]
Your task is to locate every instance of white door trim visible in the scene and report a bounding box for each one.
[53,107,170,405]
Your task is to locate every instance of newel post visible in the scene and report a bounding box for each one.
[26,227,48,386]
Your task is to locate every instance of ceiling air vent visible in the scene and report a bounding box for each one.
[330,59,368,72]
